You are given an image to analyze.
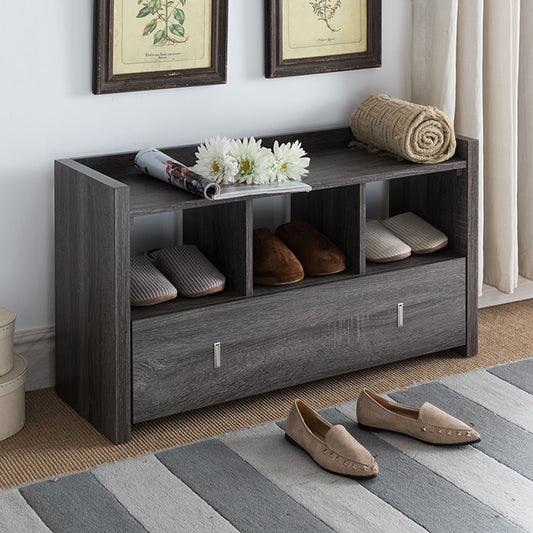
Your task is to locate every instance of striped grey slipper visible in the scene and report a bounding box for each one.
[381,212,448,254]
[366,220,411,262]
[130,255,178,306]
[151,245,226,298]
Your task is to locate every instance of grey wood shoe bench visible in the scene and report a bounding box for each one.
[54,128,478,444]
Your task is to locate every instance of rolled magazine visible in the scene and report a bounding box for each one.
[134,148,220,200]
[134,148,312,200]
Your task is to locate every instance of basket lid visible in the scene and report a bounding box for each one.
[0,307,16,330]
[0,353,27,397]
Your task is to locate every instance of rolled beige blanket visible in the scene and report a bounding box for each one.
[350,94,456,164]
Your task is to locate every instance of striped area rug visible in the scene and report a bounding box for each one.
[2,358,532,533]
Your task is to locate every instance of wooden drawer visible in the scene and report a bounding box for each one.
[132,259,466,423]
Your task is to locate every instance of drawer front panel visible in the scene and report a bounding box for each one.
[132,259,465,423]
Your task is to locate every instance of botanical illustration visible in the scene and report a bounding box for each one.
[137,0,189,45]
[309,0,342,32]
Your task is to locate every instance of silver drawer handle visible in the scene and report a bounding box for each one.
[397,303,404,328]
[213,342,221,368]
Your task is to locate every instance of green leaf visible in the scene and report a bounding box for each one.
[137,5,152,17]
[169,24,185,37]
[150,0,161,14]
[173,7,185,24]
[153,29,166,44]
[143,20,158,35]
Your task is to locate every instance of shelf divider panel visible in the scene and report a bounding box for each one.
[291,184,365,275]
[183,199,253,296]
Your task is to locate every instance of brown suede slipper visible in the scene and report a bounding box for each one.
[275,221,346,276]
[253,228,304,285]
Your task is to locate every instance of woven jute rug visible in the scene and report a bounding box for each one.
[1,299,532,490]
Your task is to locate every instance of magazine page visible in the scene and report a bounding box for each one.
[216,181,311,199]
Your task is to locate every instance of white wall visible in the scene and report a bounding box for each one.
[0,0,412,332]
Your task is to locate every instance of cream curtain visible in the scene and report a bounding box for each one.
[412,0,533,294]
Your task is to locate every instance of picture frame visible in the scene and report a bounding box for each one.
[265,0,381,78]
[93,0,228,94]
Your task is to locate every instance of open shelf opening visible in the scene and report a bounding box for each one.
[362,169,469,277]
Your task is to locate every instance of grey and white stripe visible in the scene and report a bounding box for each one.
[4,358,533,533]
[488,358,533,394]
[0,490,51,532]
[153,245,226,298]
[92,454,238,533]
[439,369,533,433]
[130,255,177,306]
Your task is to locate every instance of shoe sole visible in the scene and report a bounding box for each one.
[305,267,346,276]
[366,251,411,263]
[284,433,377,480]
[181,283,225,298]
[253,276,305,286]
[357,423,481,446]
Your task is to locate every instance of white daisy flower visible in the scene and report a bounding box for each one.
[193,137,238,184]
[252,147,277,184]
[271,140,310,182]
[230,137,275,184]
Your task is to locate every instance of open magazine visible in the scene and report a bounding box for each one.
[134,148,311,200]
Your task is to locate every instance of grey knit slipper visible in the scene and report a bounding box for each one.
[150,245,226,298]
[130,255,178,306]
[381,212,448,254]
[366,220,411,262]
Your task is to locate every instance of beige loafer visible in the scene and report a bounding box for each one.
[285,399,378,479]
[356,389,480,445]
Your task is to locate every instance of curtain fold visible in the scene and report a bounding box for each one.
[455,0,484,295]
[412,0,458,119]
[412,0,531,294]
[482,0,519,293]
[518,2,533,279]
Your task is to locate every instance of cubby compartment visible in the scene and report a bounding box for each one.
[253,184,365,297]
[291,184,365,275]
[130,201,252,320]
[55,127,478,443]
[363,168,469,276]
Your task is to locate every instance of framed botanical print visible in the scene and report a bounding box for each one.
[265,0,381,78]
[93,0,228,94]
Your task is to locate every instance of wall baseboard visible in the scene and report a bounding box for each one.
[14,326,55,391]
[478,276,533,309]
